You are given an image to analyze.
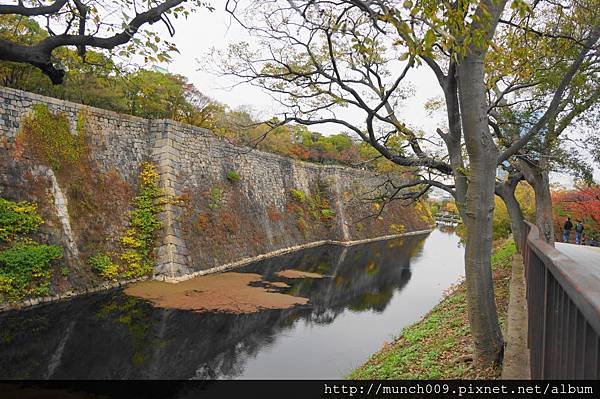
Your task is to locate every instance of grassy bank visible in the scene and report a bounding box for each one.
[348,239,516,379]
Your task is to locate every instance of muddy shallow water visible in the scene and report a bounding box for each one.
[0,228,464,379]
[124,272,310,313]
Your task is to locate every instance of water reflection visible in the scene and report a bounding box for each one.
[0,230,464,379]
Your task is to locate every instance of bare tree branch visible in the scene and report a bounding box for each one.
[0,0,68,16]
[0,0,200,83]
[498,24,600,163]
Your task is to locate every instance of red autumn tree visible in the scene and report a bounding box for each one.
[553,186,600,238]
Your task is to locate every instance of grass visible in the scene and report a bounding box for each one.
[347,239,516,380]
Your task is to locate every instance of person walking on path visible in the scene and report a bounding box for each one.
[575,220,585,245]
[563,217,573,242]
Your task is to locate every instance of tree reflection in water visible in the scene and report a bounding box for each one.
[0,234,429,379]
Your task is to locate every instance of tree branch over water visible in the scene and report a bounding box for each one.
[0,0,212,83]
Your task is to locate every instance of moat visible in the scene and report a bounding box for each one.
[0,228,464,379]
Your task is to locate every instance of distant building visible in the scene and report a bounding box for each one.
[151,65,169,74]
[496,160,511,181]
[428,187,453,201]
[496,166,508,181]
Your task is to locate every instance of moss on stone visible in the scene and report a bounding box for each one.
[18,104,86,172]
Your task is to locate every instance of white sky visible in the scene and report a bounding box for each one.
[158,6,442,134]
[156,5,597,186]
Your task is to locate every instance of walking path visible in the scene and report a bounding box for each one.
[555,243,600,277]
[502,241,599,380]
[502,254,530,380]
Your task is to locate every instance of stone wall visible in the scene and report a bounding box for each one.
[0,87,150,290]
[0,87,432,292]
[158,120,432,279]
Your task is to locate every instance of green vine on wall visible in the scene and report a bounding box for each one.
[207,186,223,210]
[19,104,86,172]
[290,188,306,203]
[90,162,162,280]
[0,198,63,302]
[0,199,43,241]
[226,170,241,182]
[289,181,336,236]
[88,253,119,280]
[119,162,163,278]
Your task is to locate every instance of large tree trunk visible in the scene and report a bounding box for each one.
[532,172,555,245]
[518,161,555,246]
[457,54,504,367]
[496,178,525,253]
[443,65,469,223]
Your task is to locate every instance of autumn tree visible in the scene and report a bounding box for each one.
[488,1,600,247]
[493,181,535,241]
[417,0,599,250]
[553,185,600,238]
[0,15,220,123]
[220,0,599,366]
[180,83,214,125]
[0,0,211,83]
[219,0,512,366]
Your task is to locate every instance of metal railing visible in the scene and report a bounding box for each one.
[522,221,600,379]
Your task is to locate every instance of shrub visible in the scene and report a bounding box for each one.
[320,208,336,220]
[226,170,241,182]
[88,253,119,280]
[0,197,63,302]
[121,250,154,278]
[290,188,306,203]
[208,187,223,209]
[0,243,63,301]
[290,186,336,229]
[0,275,14,301]
[389,223,406,234]
[0,198,43,242]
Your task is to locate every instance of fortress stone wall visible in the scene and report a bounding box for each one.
[0,86,431,295]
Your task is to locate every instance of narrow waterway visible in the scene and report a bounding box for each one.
[0,228,464,379]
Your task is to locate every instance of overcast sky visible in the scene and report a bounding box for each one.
[158,6,443,134]
[156,5,596,186]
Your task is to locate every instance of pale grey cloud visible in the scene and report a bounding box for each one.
[158,5,597,185]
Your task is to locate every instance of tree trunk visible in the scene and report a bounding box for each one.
[457,54,504,367]
[441,64,469,223]
[517,161,555,246]
[532,172,555,245]
[496,180,525,253]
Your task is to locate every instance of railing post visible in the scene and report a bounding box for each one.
[541,262,549,378]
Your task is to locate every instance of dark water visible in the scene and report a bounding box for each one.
[0,228,464,379]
